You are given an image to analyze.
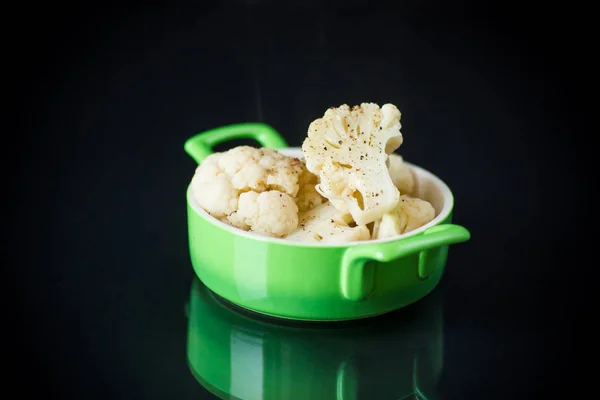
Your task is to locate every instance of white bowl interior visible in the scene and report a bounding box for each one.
[188,147,454,247]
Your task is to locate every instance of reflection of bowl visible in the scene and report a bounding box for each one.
[184,123,470,321]
[186,278,444,400]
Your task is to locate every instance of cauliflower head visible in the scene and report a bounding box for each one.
[190,146,309,237]
[285,202,370,243]
[228,191,298,237]
[388,153,416,196]
[372,195,436,239]
[295,167,326,212]
[302,103,403,226]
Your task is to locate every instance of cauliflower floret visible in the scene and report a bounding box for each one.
[387,153,416,196]
[295,167,326,212]
[191,146,305,237]
[372,195,436,239]
[216,146,304,195]
[228,191,298,237]
[302,103,403,225]
[285,202,370,243]
[191,170,239,218]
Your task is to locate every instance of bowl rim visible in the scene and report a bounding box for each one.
[187,147,455,248]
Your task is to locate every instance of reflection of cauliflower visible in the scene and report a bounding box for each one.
[302,103,403,225]
[388,153,416,196]
[191,146,312,237]
[285,202,370,243]
[372,195,436,239]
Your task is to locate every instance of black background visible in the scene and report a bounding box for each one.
[9,0,587,398]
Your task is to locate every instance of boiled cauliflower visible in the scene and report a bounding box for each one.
[302,103,403,226]
[295,167,326,212]
[388,153,416,196]
[285,202,370,243]
[372,195,436,239]
[190,146,319,237]
[228,191,298,237]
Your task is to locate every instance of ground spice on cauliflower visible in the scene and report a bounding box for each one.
[301,103,404,226]
[190,146,320,237]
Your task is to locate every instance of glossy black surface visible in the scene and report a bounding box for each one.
[11,1,583,399]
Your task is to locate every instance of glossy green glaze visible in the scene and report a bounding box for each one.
[184,123,470,321]
[184,122,287,164]
[186,278,444,400]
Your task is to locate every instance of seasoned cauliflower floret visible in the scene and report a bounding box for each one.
[192,171,239,217]
[228,191,298,237]
[302,103,403,226]
[285,202,370,243]
[372,195,436,239]
[387,153,416,196]
[191,146,306,237]
[217,146,304,195]
[295,167,326,212]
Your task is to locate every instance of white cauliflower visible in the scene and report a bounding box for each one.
[388,153,416,196]
[295,167,326,212]
[228,191,298,237]
[372,195,436,239]
[302,103,403,226]
[285,202,370,243]
[190,145,310,237]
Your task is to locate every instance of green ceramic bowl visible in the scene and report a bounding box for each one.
[186,278,444,400]
[184,123,470,321]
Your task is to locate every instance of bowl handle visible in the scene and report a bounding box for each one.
[340,224,470,301]
[184,122,288,164]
